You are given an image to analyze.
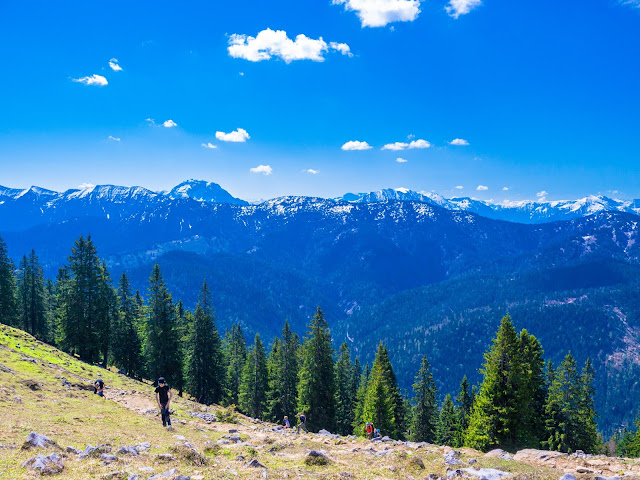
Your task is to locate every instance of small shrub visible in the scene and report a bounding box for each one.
[408,456,425,469]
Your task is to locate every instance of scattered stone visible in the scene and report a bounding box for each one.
[23,453,64,474]
[21,378,41,390]
[66,446,81,455]
[190,412,217,423]
[0,444,16,450]
[117,446,139,456]
[174,477,191,480]
[468,458,477,465]
[148,469,176,480]
[138,466,155,473]
[144,409,158,415]
[0,363,13,373]
[485,449,507,458]
[101,453,118,463]
[22,431,58,450]
[246,459,266,468]
[229,429,238,433]
[79,445,98,458]
[305,450,330,466]
[576,467,594,474]
[444,450,463,465]
[127,475,139,480]
[427,475,442,480]
[447,469,464,479]
[101,472,122,479]
[595,476,622,480]
[217,439,230,445]
[462,467,513,479]
[558,475,576,480]
[137,442,151,451]
[375,449,392,456]
[227,435,242,442]
[156,453,175,462]
[236,455,245,461]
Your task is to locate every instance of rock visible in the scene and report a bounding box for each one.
[23,453,64,474]
[339,473,354,478]
[79,445,98,458]
[375,449,392,456]
[156,453,175,462]
[380,436,392,442]
[595,476,621,480]
[127,475,139,480]
[408,456,425,469]
[447,469,464,479]
[22,431,57,450]
[117,446,139,456]
[246,459,266,468]
[144,409,159,415]
[444,450,463,465]
[174,477,191,480]
[558,475,576,480]
[217,439,230,445]
[101,473,122,479]
[305,450,330,466]
[468,458,477,464]
[513,449,567,468]
[427,475,442,480]
[576,467,594,474]
[462,467,513,479]
[203,441,218,453]
[236,455,245,461]
[587,459,609,467]
[101,453,118,463]
[190,412,217,423]
[139,466,155,473]
[173,435,187,441]
[229,429,238,433]
[227,435,242,442]
[137,442,151,451]
[66,446,82,455]
[484,449,507,458]
[148,469,176,480]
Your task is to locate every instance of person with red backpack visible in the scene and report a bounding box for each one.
[365,422,374,440]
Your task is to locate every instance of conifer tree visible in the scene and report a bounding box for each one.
[17,250,47,339]
[455,375,473,445]
[267,320,299,422]
[97,261,117,366]
[335,342,357,436]
[575,358,599,452]
[223,323,247,406]
[0,236,18,327]
[352,362,370,435]
[436,394,459,446]
[111,273,145,378]
[516,330,547,444]
[186,280,224,404]
[411,355,438,442]
[239,334,268,418]
[298,307,336,432]
[145,264,183,387]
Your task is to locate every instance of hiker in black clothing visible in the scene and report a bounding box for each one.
[155,377,173,431]
[296,412,308,434]
[94,379,105,397]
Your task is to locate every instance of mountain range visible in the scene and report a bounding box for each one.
[1,179,639,435]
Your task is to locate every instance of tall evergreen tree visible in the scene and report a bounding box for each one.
[185,280,224,405]
[97,261,117,367]
[436,394,459,446]
[411,355,438,442]
[145,264,183,387]
[455,375,474,445]
[267,320,300,422]
[111,273,145,378]
[352,362,370,435]
[223,323,247,406]
[0,236,18,327]
[17,250,47,339]
[334,342,357,436]
[516,329,547,445]
[298,307,336,432]
[239,334,268,418]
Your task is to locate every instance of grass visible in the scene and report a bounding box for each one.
[1,323,639,479]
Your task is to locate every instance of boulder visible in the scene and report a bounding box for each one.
[127,475,139,480]
[462,467,513,479]
[148,469,176,480]
[23,453,64,474]
[513,449,567,468]
[66,446,82,455]
[100,453,118,463]
[137,442,151,451]
[79,445,98,458]
[246,459,266,468]
[594,476,621,480]
[117,446,139,456]
[558,475,576,480]
[446,469,464,479]
[305,450,330,466]
[444,450,463,465]
[156,453,175,462]
[22,431,57,450]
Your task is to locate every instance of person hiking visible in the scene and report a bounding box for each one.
[155,377,173,431]
[296,412,308,434]
[94,379,105,397]
[365,422,374,440]
[374,428,382,439]
[284,416,291,429]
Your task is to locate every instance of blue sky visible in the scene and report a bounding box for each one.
[0,0,639,202]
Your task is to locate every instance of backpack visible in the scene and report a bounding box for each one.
[300,415,306,423]
[366,423,373,434]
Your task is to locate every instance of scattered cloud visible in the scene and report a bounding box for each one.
[163,119,178,128]
[620,0,640,9]
[250,164,273,175]
[445,0,482,18]
[109,58,123,71]
[332,0,421,28]
[228,28,351,63]
[303,169,319,174]
[201,143,217,149]
[382,142,408,151]
[239,72,245,76]
[108,136,120,142]
[396,157,408,163]
[449,138,469,146]
[72,74,108,86]
[455,185,464,190]
[341,140,372,150]
[145,118,156,126]
[502,186,509,191]
[78,183,95,189]
[476,185,489,191]
[536,190,548,197]
[409,139,431,149]
[216,128,250,142]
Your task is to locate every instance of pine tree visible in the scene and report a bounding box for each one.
[239,334,268,418]
[223,323,247,406]
[111,273,145,378]
[185,280,224,405]
[411,355,438,442]
[455,375,473,445]
[267,320,300,423]
[145,264,183,387]
[335,342,357,436]
[436,394,459,446]
[0,236,18,327]
[297,307,336,432]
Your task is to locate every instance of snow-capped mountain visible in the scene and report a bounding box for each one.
[337,188,640,224]
[168,180,247,205]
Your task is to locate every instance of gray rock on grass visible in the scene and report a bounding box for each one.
[23,453,64,474]
[247,459,266,468]
[22,432,57,449]
[558,475,576,480]
[462,467,513,479]
[148,469,176,480]
[117,446,139,456]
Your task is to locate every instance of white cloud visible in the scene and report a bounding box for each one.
[409,139,431,149]
[201,143,217,149]
[332,0,421,28]
[145,118,155,125]
[228,29,351,63]
[303,169,319,174]
[455,185,464,190]
[341,140,372,151]
[620,0,640,8]
[78,183,95,189]
[536,190,548,198]
[72,74,108,86]
[445,0,482,18]
[216,128,250,142]
[382,142,409,151]
[250,165,273,175]
[109,58,123,71]
[476,185,488,191]
[163,120,178,128]
[449,138,470,146]
[396,157,408,163]
[239,72,245,76]
[108,136,120,142]
[502,186,509,191]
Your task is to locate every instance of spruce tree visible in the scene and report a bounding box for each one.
[223,323,247,406]
[186,280,224,404]
[516,329,547,445]
[97,261,117,367]
[455,375,473,445]
[267,320,300,422]
[111,273,145,378]
[0,236,18,327]
[239,334,268,418]
[352,362,370,435]
[335,342,357,436]
[436,394,459,446]
[145,264,183,387]
[575,358,600,453]
[17,250,47,339]
[411,355,438,442]
[297,307,336,432]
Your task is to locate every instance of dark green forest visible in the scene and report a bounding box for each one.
[1,234,639,454]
